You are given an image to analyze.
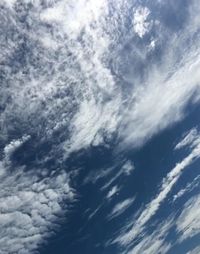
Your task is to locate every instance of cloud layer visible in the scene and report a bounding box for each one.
[1,0,200,253]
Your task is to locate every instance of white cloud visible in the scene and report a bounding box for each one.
[115,139,200,246]
[40,0,109,38]
[0,162,75,253]
[173,175,200,202]
[117,1,200,150]
[187,246,200,254]
[119,47,200,149]
[122,160,135,176]
[4,135,30,165]
[2,1,200,252]
[83,166,115,185]
[176,194,200,242]
[175,128,199,150]
[132,6,151,38]
[107,185,120,199]
[100,160,135,191]
[0,0,17,8]
[2,0,200,159]
[88,204,102,221]
[83,160,135,195]
[64,96,120,156]
[107,197,135,220]
[148,39,156,51]
[127,217,174,254]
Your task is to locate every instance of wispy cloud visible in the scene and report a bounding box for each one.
[107,185,120,199]
[126,216,174,254]
[2,0,200,158]
[173,175,200,202]
[114,137,200,246]
[187,246,200,254]
[107,197,136,220]
[100,160,135,191]
[175,128,200,150]
[176,194,200,242]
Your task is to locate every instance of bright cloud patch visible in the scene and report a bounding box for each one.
[132,6,151,38]
[0,163,75,254]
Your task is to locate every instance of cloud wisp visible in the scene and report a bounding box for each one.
[114,131,200,247]
[107,197,136,221]
[176,194,200,242]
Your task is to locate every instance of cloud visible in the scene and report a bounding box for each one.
[87,204,102,221]
[0,162,75,253]
[64,97,120,156]
[175,128,200,150]
[2,0,200,158]
[176,194,200,242]
[114,138,200,246]
[187,246,200,254]
[107,197,135,220]
[122,160,135,176]
[126,216,174,254]
[40,0,108,38]
[172,175,200,202]
[117,0,200,150]
[3,135,30,165]
[83,166,115,185]
[107,185,120,199]
[100,160,135,191]
[119,47,200,149]
[83,160,135,193]
[1,1,200,252]
[0,0,17,8]
[132,6,152,38]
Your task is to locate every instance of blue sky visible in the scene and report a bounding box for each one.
[0,0,200,253]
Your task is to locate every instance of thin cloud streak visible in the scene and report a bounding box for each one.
[115,137,200,246]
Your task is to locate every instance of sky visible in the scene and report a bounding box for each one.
[0,0,200,253]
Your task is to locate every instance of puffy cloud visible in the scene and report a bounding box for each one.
[4,135,30,165]
[0,162,75,253]
[132,6,152,38]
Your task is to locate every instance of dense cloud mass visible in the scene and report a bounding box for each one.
[0,0,200,253]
